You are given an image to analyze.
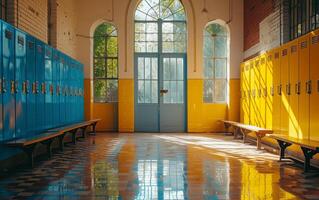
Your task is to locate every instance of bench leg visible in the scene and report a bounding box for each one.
[233,127,239,139]
[277,140,292,161]
[224,123,231,134]
[23,144,37,168]
[71,129,78,145]
[301,147,317,172]
[81,125,89,138]
[256,134,263,150]
[91,122,97,135]
[58,134,65,152]
[241,129,248,143]
[42,139,54,159]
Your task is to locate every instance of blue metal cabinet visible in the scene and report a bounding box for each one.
[59,55,66,125]
[44,45,52,129]
[0,20,2,141]
[52,49,59,127]
[26,35,36,135]
[2,22,16,140]
[35,40,45,132]
[15,29,27,138]
[80,63,84,121]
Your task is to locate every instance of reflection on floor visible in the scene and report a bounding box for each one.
[0,133,319,199]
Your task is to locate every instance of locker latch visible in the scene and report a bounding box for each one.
[57,85,60,96]
[11,81,15,94]
[41,83,46,94]
[271,87,274,96]
[295,82,301,95]
[286,84,291,96]
[306,80,312,94]
[278,85,282,96]
[258,89,262,98]
[50,84,54,95]
[33,82,38,94]
[264,87,267,97]
[22,81,27,94]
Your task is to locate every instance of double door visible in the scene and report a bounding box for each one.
[135,53,186,132]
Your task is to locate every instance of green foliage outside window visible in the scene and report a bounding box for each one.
[93,23,118,103]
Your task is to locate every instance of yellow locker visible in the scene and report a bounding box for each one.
[254,58,261,127]
[259,54,267,128]
[272,48,281,133]
[280,44,290,135]
[288,40,299,138]
[265,51,273,129]
[309,31,319,141]
[249,60,256,125]
[298,34,310,140]
[243,61,250,124]
[240,63,244,123]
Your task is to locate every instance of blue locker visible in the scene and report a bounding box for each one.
[44,45,52,129]
[2,22,15,140]
[0,20,2,141]
[35,40,45,132]
[59,55,66,125]
[52,49,59,127]
[65,57,71,124]
[80,63,84,121]
[15,29,27,138]
[26,35,36,134]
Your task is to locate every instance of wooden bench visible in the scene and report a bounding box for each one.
[6,131,64,168]
[268,134,319,172]
[220,120,273,150]
[6,119,100,168]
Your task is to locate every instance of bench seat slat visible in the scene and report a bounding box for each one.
[6,131,62,147]
[268,134,319,151]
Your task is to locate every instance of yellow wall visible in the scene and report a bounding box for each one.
[188,79,240,132]
[118,79,134,133]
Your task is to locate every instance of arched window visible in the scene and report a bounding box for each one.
[93,23,118,103]
[203,23,229,103]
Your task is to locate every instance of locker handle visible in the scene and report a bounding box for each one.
[11,81,15,94]
[317,80,319,93]
[41,83,46,94]
[50,84,54,95]
[23,81,28,94]
[2,79,7,93]
[264,88,267,97]
[271,87,274,96]
[33,82,38,94]
[278,85,282,95]
[306,80,312,94]
[296,82,301,95]
[286,84,291,96]
[15,82,19,93]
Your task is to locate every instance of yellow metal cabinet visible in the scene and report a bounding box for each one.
[265,51,273,129]
[254,58,261,127]
[249,60,256,126]
[272,48,281,133]
[240,63,244,123]
[309,30,319,141]
[280,44,290,135]
[298,34,310,140]
[243,62,250,124]
[259,54,267,128]
[288,40,299,138]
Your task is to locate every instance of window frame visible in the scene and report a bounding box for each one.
[93,23,119,103]
[203,22,229,104]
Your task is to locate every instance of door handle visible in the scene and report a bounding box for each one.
[160,89,168,95]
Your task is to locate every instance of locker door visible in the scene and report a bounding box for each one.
[272,48,281,133]
[26,36,36,134]
[52,50,59,127]
[44,46,52,129]
[288,41,299,138]
[265,52,273,129]
[2,22,15,140]
[59,56,66,125]
[280,45,290,135]
[240,63,244,123]
[243,62,250,124]
[15,30,27,138]
[80,63,84,121]
[299,35,310,140]
[249,61,255,126]
[0,21,2,141]
[259,55,267,128]
[310,31,319,141]
[254,58,261,127]
[35,40,45,132]
[65,58,70,124]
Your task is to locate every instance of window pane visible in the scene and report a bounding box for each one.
[177,58,183,80]
[215,79,227,102]
[138,80,145,103]
[106,59,114,78]
[138,58,145,79]
[94,37,106,57]
[145,58,151,79]
[94,80,107,102]
[145,80,151,103]
[204,59,213,78]
[152,58,158,79]
[94,59,105,78]
[107,37,118,57]
[106,80,118,102]
[203,80,213,103]
[152,80,158,103]
[215,37,227,58]
[215,59,227,78]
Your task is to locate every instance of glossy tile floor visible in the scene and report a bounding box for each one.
[1,133,319,200]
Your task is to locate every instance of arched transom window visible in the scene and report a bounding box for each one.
[93,23,118,103]
[135,0,187,53]
[203,23,229,103]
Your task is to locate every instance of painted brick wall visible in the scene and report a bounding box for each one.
[244,0,274,51]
